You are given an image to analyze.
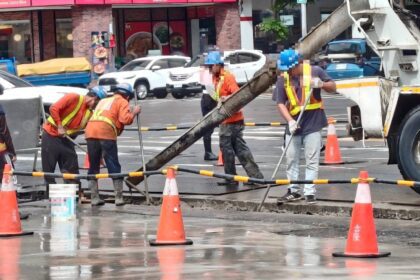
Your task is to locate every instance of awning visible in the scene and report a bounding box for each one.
[0,0,235,9]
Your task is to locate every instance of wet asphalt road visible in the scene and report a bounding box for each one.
[5,203,420,279]
[14,91,420,204]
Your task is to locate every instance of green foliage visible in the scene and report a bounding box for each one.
[259,19,289,40]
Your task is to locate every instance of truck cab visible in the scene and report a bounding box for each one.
[321,39,381,79]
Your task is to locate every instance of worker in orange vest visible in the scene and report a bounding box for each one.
[205,51,264,186]
[42,87,106,192]
[85,83,141,206]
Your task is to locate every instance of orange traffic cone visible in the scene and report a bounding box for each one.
[0,164,33,237]
[333,171,390,258]
[82,154,105,169]
[324,117,343,164]
[157,247,185,280]
[215,150,224,166]
[149,168,193,246]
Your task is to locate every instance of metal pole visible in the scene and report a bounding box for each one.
[301,3,307,37]
[133,94,151,204]
[257,82,313,211]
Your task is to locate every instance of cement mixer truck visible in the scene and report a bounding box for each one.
[128,0,420,192]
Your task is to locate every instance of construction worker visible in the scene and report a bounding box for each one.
[41,87,107,190]
[205,51,264,186]
[85,83,141,206]
[273,49,336,204]
[200,62,218,161]
[0,85,16,181]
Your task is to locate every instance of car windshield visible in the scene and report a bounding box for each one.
[120,59,151,71]
[185,56,204,67]
[327,43,361,54]
[0,70,33,87]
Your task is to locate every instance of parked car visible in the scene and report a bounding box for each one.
[98,55,190,99]
[166,50,266,99]
[0,70,88,111]
[319,39,381,79]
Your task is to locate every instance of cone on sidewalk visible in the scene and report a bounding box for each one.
[0,164,33,237]
[149,168,193,246]
[324,117,344,164]
[215,150,224,166]
[333,171,390,258]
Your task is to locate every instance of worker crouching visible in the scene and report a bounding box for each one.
[85,83,141,206]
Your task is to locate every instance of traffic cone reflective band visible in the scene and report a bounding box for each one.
[150,168,193,246]
[324,118,343,164]
[333,171,390,258]
[0,164,33,237]
[216,150,224,166]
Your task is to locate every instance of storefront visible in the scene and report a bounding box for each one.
[0,0,243,66]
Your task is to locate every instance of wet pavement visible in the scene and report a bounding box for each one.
[4,204,420,279]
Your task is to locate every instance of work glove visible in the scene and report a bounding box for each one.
[288,120,298,135]
[311,77,324,89]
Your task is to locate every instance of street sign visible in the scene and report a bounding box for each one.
[297,0,307,4]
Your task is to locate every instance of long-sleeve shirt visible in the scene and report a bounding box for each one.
[0,105,15,156]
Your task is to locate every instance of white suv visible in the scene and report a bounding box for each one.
[98,55,190,99]
[166,50,266,99]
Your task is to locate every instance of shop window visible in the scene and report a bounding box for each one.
[56,18,73,58]
[169,8,186,20]
[152,9,167,21]
[0,20,32,63]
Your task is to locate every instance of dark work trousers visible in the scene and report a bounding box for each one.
[0,152,7,182]
[41,131,80,195]
[87,139,121,177]
[219,121,264,179]
[201,94,218,154]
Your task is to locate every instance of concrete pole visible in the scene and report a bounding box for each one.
[301,3,307,37]
[239,0,254,50]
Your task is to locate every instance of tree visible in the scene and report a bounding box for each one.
[258,0,315,41]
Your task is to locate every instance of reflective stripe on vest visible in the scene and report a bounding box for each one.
[47,95,91,135]
[0,142,6,153]
[90,96,118,136]
[210,72,226,101]
[283,61,322,116]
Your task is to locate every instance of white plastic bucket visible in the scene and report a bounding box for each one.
[49,184,77,221]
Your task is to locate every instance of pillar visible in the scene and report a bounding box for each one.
[215,3,241,51]
[239,0,254,50]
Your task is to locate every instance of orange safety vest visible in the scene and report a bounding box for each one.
[89,96,119,136]
[0,142,6,153]
[47,95,92,135]
[283,61,323,116]
[210,71,226,101]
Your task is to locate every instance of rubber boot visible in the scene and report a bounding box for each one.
[113,179,125,206]
[89,180,104,206]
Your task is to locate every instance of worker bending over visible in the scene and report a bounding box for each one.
[0,85,16,180]
[85,83,141,206]
[273,49,336,204]
[42,87,106,191]
[205,51,264,186]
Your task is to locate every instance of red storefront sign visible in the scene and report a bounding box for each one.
[0,0,30,8]
[133,0,187,3]
[75,0,105,3]
[104,0,132,3]
[32,0,73,6]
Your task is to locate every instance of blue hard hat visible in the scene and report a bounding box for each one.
[277,49,300,71]
[114,83,134,99]
[205,51,224,65]
[91,86,107,100]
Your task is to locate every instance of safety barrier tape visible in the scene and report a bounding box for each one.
[124,119,347,132]
[8,166,420,188]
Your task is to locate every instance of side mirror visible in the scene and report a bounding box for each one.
[0,84,4,95]
[151,65,161,71]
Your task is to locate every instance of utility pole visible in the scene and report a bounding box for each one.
[297,0,307,37]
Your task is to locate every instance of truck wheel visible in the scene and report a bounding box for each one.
[135,83,148,100]
[171,91,184,99]
[397,106,420,192]
[155,91,168,99]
